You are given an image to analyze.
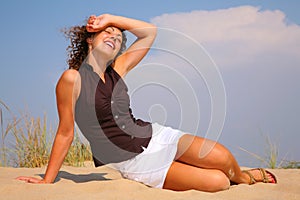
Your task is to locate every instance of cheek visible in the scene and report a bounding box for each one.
[92,41,101,49]
[116,42,123,53]
[92,38,102,49]
[92,33,106,47]
[117,45,122,53]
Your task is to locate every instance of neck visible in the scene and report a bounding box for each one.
[86,51,110,76]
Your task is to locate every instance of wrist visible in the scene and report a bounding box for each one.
[42,176,54,184]
[109,15,123,28]
[41,179,53,184]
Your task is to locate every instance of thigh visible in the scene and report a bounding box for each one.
[175,134,230,169]
[163,161,230,192]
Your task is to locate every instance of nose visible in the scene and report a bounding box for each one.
[110,36,117,42]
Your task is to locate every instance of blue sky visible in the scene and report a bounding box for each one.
[0,0,299,167]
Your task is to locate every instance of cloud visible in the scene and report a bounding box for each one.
[125,6,300,163]
[126,5,300,137]
[150,6,300,67]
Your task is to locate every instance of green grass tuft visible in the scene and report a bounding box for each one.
[239,134,299,169]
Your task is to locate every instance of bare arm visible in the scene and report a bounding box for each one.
[87,14,157,76]
[16,69,81,183]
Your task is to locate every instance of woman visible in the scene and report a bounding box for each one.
[17,14,276,192]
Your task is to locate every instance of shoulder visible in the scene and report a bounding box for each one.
[56,69,81,99]
[59,69,80,84]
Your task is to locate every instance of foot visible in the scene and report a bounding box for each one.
[242,168,277,184]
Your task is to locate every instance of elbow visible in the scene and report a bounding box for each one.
[145,23,157,43]
[64,130,74,145]
[60,132,74,147]
[57,127,74,144]
[65,133,74,145]
[149,23,157,37]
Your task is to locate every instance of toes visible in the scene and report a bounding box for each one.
[266,172,276,183]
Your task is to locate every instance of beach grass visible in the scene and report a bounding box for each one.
[239,134,299,169]
[0,101,92,168]
[1,100,298,169]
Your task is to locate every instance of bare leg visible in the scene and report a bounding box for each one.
[174,134,273,185]
[163,161,230,192]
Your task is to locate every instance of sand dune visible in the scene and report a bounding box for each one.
[0,165,299,200]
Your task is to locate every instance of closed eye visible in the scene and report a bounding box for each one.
[116,37,122,44]
[104,27,122,43]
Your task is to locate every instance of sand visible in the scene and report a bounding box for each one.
[0,164,299,200]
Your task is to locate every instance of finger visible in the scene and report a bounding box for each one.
[86,25,99,33]
[88,15,96,23]
[87,19,94,24]
[86,26,95,32]
[16,176,41,183]
[15,176,29,181]
[27,178,37,183]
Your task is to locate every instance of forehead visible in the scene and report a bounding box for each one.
[105,26,122,35]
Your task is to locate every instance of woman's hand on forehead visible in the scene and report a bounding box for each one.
[86,14,113,33]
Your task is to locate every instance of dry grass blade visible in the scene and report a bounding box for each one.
[238,146,268,165]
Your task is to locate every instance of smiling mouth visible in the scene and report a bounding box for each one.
[104,41,115,50]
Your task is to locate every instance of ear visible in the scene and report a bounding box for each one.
[86,37,93,44]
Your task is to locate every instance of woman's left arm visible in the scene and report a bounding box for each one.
[87,14,157,76]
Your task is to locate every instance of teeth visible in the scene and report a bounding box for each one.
[105,41,115,49]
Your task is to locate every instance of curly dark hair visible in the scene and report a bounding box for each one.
[62,24,127,70]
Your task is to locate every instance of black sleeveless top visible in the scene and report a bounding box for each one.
[75,63,152,166]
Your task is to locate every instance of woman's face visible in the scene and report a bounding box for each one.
[91,26,123,60]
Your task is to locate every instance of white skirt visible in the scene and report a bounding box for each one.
[109,123,186,188]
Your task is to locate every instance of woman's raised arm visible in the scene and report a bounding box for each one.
[87,14,157,76]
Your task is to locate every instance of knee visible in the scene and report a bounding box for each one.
[199,141,231,165]
[205,171,230,192]
[213,143,232,167]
